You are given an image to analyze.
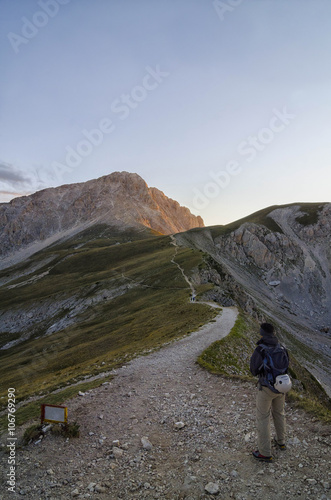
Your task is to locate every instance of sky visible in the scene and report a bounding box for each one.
[1,0,330,226]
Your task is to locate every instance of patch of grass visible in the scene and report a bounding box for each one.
[0,235,217,418]
[22,424,41,445]
[54,421,80,438]
[197,311,331,424]
[197,313,257,380]
[285,355,331,423]
[208,206,284,238]
[295,204,324,226]
[195,283,215,297]
[21,421,80,445]
[0,377,112,433]
[208,202,328,239]
[286,391,331,424]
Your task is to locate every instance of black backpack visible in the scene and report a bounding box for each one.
[258,343,289,393]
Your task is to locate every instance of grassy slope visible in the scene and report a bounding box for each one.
[0,226,218,424]
[205,202,326,238]
[197,312,331,423]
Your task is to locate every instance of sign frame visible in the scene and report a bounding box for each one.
[41,404,68,424]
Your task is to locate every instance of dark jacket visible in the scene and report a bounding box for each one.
[250,336,280,387]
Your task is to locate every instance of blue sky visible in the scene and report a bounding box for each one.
[1,0,330,225]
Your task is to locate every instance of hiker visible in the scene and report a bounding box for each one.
[250,322,290,462]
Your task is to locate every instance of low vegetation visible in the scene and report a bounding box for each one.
[197,312,331,424]
[0,227,218,429]
[206,202,327,239]
[294,203,324,226]
[22,421,80,446]
[0,377,112,433]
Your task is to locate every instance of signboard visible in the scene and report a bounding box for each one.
[41,404,68,424]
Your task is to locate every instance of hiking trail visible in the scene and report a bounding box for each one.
[1,307,330,499]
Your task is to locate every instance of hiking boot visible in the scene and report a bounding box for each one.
[252,450,273,462]
[273,438,287,450]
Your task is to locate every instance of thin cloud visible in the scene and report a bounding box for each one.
[0,191,27,202]
[0,161,30,185]
[0,161,35,203]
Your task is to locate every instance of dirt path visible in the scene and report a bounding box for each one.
[1,307,330,500]
[170,235,196,299]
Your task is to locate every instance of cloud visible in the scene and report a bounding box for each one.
[0,161,35,203]
[0,160,65,203]
[0,161,30,185]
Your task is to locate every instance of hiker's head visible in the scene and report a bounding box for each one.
[260,323,275,338]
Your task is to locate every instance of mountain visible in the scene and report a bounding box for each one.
[0,171,204,268]
[175,202,331,393]
[0,183,330,425]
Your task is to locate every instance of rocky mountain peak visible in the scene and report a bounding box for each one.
[0,171,204,265]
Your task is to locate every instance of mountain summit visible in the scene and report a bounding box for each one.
[0,171,204,264]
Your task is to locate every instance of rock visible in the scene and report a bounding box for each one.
[71,489,80,497]
[46,469,54,475]
[205,482,219,495]
[98,414,104,420]
[87,482,96,492]
[113,447,124,459]
[95,484,107,493]
[269,280,281,286]
[174,421,186,430]
[41,424,52,434]
[78,391,85,396]
[0,172,204,262]
[141,436,153,450]
[306,479,317,485]
[288,437,301,446]
[244,432,253,442]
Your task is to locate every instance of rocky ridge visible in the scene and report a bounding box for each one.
[175,203,331,394]
[0,171,204,266]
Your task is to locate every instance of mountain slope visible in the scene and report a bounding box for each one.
[0,225,217,407]
[0,171,204,268]
[0,197,330,420]
[174,202,331,395]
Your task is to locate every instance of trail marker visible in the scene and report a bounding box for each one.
[41,404,68,424]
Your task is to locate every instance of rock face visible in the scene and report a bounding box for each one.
[175,203,331,393]
[0,171,204,262]
[213,204,331,331]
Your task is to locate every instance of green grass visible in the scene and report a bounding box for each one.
[197,312,331,423]
[0,230,218,416]
[197,313,257,380]
[0,377,111,434]
[294,204,324,226]
[208,206,284,238]
[207,202,328,239]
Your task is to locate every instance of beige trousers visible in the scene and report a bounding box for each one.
[256,385,286,456]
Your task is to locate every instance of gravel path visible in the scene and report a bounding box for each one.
[1,307,330,500]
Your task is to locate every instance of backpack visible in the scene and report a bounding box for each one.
[258,343,290,393]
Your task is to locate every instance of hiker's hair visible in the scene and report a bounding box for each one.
[260,323,274,334]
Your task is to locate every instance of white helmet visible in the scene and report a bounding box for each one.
[274,374,292,393]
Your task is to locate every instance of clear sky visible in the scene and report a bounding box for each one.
[1,0,330,226]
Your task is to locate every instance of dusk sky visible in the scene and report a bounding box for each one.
[1,0,330,226]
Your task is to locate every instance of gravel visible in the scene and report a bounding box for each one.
[1,307,330,499]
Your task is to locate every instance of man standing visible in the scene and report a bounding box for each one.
[250,322,289,462]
